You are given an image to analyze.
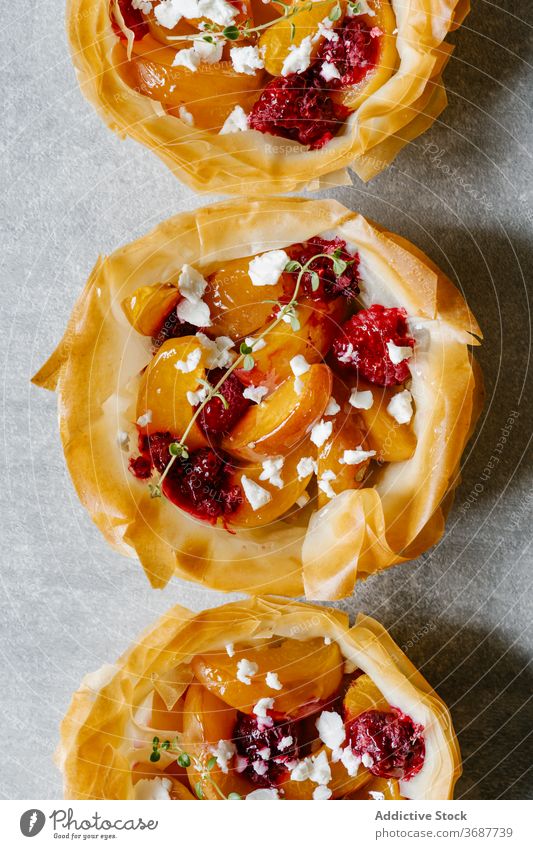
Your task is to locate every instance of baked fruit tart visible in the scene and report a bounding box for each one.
[67,0,469,193]
[33,198,483,599]
[56,597,461,800]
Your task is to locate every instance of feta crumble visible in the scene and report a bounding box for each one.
[117,430,130,451]
[245,335,267,352]
[241,476,272,511]
[324,397,340,416]
[316,710,346,753]
[178,105,194,126]
[386,340,413,365]
[134,776,172,800]
[248,250,289,286]
[176,264,211,327]
[243,384,268,404]
[186,384,209,407]
[278,735,293,751]
[281,35,313,76]
[340,746,361,776]
[290,354,311,378]
[230,45,265,75]
[362,752,374,768]
[155,0,238,29]
[340,447,376,465]
[310,419,333,448]
[176,298,211,326]
[296,492,310,507]
[236,658,259,685]
[246,788,280,799]
[320,61,341,82]
[387,389,414,424]
[313,785,332,800]
[253,697,275,717]
[349,388,374,410]
[259,456,284,489]
[219,105,249,135]
[297,456,317,479]
[210,739,236,773]
[265,671,283,691]
[136,410,152,427]
[318,470,337,499]
[196,333,235,368]
[225,643,235,657]
[175,347,202,373]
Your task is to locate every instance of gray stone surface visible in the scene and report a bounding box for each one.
[1,1,531,800]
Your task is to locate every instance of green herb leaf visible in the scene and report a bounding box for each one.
[240,341,253,355]
[290,21,296,40]
[161,740,170,750]
[285,259,301,273]
[243,354,255,371]
[290,315,301,331]
[329,1,342,21]
[310,271,320,292]
[148,482,162,499]
[227,792,242,800]
[222,24,240,40]
[207,756,217,771]
[150,751,161,763]
[169,442,183,457]
[202,35,214,43]
[177,753,191,768]
[332,257,347,275]
[195,781,205,799]
[214,391,229,410]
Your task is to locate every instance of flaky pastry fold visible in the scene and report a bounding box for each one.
[33,198,482,599]
[66,0,470,194]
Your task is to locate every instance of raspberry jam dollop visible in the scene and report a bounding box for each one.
[233,712,300,788]
[198,369,251,437]
[315,18,381,90]
[249,72,349,149]
[129,433,241,522]
[287,237,360,301]
[332,304,414,386]
[347,709,425,780]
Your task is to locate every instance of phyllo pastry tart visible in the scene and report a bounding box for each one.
[33,198,482,599]
[57,598,461,800]
[67,0,469,193]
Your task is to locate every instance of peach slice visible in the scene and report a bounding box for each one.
[204,258,285,339]
[334,0,399,112]
[347,776,403,799]
[182,684,253,800]
[122,282,180,337]
[239,297,347,392]
[353,379,417,463]
[192,637,343,716]
[343,674,389,720]
[149,690,186,732]
[223,364,332,461]
[316,407,372,508]
[131,761,195,798]
[136,336,208,450]
[228,439,315,528]
[115,38,265,132]
[259,0,343,76]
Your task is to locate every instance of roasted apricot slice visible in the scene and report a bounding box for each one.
[192,637,343,715]
[343,674,389,719]
[131,762,194,798]
[347,775,403,799]
[204,258,285,339]
[136,336,208,450]
[353,379,416,462]
[149,690,186,732]
[259,0,343,76]
[223,364,332,461]
[316,407,372,508]
[122,282,180,337]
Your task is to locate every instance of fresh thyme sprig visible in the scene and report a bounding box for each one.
[147,247,352,500]
[150,736,242,800]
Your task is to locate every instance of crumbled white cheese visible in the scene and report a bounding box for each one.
[174,347,202,373]
[155,0,238,29]
[278,735,293,751]
[347,0,375,16]
[236,658,259,685]
[136,410,152,427]
[324,636,332,645]
[290,758,313,782]
[225,643,235,657]
[320,61,341,82]
[265,671,282,691]
[310,419,333,448]
[313,784,332,800]
[281,35,313,76]
[253,760,268,776]
[172,37,223,71]
[253,697,275,717]
[259,456,284,489]
[316,711,346,754]
[296,492,310,508]
[210,739,236,774]
[386,340,413,365]
[241,475,272,511]
[297,456,317,479]
[340,447,376,465]
[132,0,153,14]
[176,297,211,326]
[178,105,194,126]
[178,264,207,301]
[243,384,268,404]
[196,333,235,368]
[310,750,332,786]
[219,105,249,135]
[186,383,209,407]
[324,397,340,416]
[349,388,374,410]
[362,752,374,768]
[134,777,172,800]
[387,389,414,424]
[245,335,267,352]
[248,250,289,287]
[258,747,271,760]
[290,354,311,378]
[230,45,265,75]
[117,431,130,451]
[315,17,339,42]
[318,470,337,500]
[369,790,386,800]
[337,341,356,364]
[246,788,280,800]
[340,746,361,777]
